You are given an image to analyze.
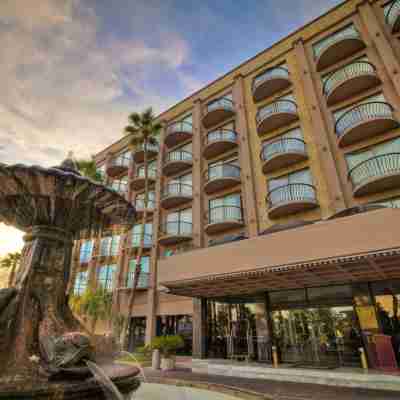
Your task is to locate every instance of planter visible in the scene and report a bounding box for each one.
[152,349,161,370]
[160,356,176,371]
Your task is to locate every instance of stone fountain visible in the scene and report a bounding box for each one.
[0,156,140,399]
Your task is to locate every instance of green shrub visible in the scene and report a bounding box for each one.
[150,335,184,358]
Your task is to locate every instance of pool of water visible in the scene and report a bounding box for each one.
[127,383,242,400]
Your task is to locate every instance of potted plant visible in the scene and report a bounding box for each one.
[151,335,184,371]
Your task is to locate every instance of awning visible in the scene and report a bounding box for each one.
[158,208,400,298]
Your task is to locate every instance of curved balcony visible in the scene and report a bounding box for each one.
[314,27,365,71]
[203,129,238,159]
[267,183,318,218]
[260,138,307,174]
[158,221,192,246]
[204,164,241,195]
[133,142,159,164]
[335,102,398,147]
[323,61,380,105]
[203,98,235,128]
[163,150,193,176]
[106,155,130,178]
[205,205,244,235]
[252,67,291,102]
[130,169,157,191]
[256,100,298,136]
[161,182,193,209]
[165,122,193,148]
[385,0,400,33]
[131,233,153,250]
[134,198,155,218]
[348,153,400,197]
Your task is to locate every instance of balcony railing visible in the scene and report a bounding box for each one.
[203,98,235,128]
[204,129,238,158]
[313,25,362,69]
[160,221,193,237]
[135,198,155,211]
[127,271,150,289]
[348,153,400,195]
[165,150,193,163]
[133,142,159,163]
[252,67,290,101]
[162,182,193,199]
[136,168,157,179]
[267,183,317,217]
[107,154,131,177]
[385,0,400,33]
[256,100,298,134]
[261,138,307,162]
[323,61,379,104]
[165,121,193,147]
[207,205,243,225]
[206,129,237,145]
[206,164,241,181]
[131,233,153,248]
[335,102,396,144]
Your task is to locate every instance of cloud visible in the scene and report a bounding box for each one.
[0,0,199,166]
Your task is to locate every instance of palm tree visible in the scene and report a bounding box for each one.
[0,252,21,287]
[121,107,161,350]
[77,158,102,182]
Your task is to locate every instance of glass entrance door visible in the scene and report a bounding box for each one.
[272,306,362,367]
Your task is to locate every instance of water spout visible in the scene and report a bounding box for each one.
[86,360,124,400]
[119,351,147,383]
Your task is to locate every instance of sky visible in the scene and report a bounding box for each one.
[0,0,342,256]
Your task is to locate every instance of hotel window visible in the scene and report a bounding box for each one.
[345,137,400,170]
[96,164,106,182]
[268,168,313,192]
[168,173,193,196]
[100,235,120,257]
[263,127,303,147]
[165,208,192,235]
[110,177,128,195]
[115,151,131,168]
[137,160,157,178]
[209,193,242,210]
[97,264,117,292]
[74,271,88,295]
[209,193,242,223]
[208,157,240,180]
[182,114,193,125]
[135,191,155,209]
[207,93,233,112]
[127,256,150,288]
[79,240,94,263]
[131,223,153,247]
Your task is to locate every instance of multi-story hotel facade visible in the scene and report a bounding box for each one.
[73,0,400,369]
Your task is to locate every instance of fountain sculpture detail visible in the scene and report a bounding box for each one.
[0,156,139,399]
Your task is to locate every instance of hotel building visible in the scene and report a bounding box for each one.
[73,0,400,369]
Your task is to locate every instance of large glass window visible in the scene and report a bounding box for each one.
[131,223,153,247]
[79,240,94,263]
[127,256,150,288]
[170,172,192,186]
[74,271,88,295]
[137,160,157,178]
[209,193,242,223]
[109,177,128,195]
[209,193,241,209]
[135,191,155,209]
[165,208,192,236]
[97,264,117,291]
[100,235,120,257]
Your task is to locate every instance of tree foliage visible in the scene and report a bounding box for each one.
[0,252,21,287]
[76,158,102,182]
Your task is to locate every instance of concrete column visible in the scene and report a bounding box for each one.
[88,233,101,289]
[145,123,166,344]
[358,1,400,97]
[233,75,259,238]
[192,99,204,248]
[192,298,208,359]
[113,231,129,313]
[293,39,346,213]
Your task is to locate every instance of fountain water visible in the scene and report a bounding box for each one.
[0,156,140,399]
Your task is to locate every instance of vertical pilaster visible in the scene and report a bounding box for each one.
[192,298,207,359]
[145,122,166,344]
[293,39,346,213]
[192,99,204,248]
[113,231,129,314]
[233,75,259,238]
[358,1,400,97]
[88,233,101,289]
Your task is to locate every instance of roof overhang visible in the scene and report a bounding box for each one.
[159,208,400,298]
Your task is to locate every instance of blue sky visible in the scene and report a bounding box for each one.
[0,0,343,168]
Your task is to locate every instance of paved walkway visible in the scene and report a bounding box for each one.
[143,367,400,400]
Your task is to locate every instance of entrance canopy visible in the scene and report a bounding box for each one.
[158,208,400,298]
